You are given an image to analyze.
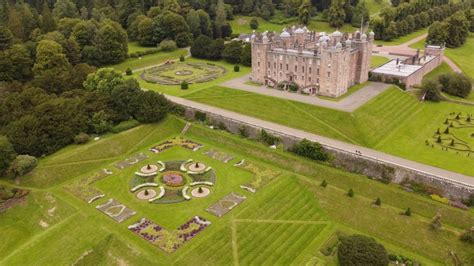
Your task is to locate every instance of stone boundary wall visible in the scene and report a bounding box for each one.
[182,107,474,199]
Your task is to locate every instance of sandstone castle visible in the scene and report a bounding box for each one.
[250,26,374,98]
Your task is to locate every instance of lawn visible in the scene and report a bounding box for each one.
[183,86,474,176]
[127,41,156,55]
[422,62,453,82]
[375,28,428,46]
[1,115,473,265]
[370,55,390,68]
[445,33,474,79]
[111,48,188,72]
[366,0,391,16]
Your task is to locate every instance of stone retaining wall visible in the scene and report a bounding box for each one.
[183,107,473,199]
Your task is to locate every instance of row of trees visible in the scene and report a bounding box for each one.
[422,73,472,102]
[190,37,251,65]
[328,0,369,28]
[371,2,471,41]
[427,10,473,48]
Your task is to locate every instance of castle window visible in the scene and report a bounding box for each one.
[286,64,288,70]
[317,78,319,83]
[327,72,331,77]
[317,69,320,75]
[268,62,270,68]
[274,62,276,68]
[302,67,304,73]
[309,77,311,82]
[309,67,312,73]
[258,62,260,67]
[280,63,282,69]
[295,66,297,72]
[279,72,282,77]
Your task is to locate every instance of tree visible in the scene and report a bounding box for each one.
[438,73,472,98]
[91,110,112,134]
[187,9,202,37]
[404,207,411,216]
[298,0,312,25]
[159,40,177,51]
[445,11,469,47]
[347,188,354,197]
[421,80,442,102]
[430,213,442,230]
[7,6,25,41]
[131,91,170,123]
[137,17,154,46]
[207,38,225,60]
[374,197,381,206]
[41,2,56,33]
[427,21,448,46]
[291,139,329,161]
[223,41,242,64]
[95,20,128,64]
[0,26,13,51]
[175,32,193,48]
[215,0,226,38]
[6,155,37,177]
[240,43,252,66]
[7,44,33,81]
[84,68,125,93]
[0,136,16,174]
[71,20,97,48]
[351,1,369,27]
[190,34,211,58]
[250,17,259,30]
[337,235,389,266]
[32,40,72,93]
[153,12,189,44]
[383,21,398,41]
[328,0,345,28]
[53,0,79,18]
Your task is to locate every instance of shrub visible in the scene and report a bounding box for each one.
[288,82,299,92]
[374,197,381,206]
[259,129,280,146]
[175,32,193,48]
[234,65,240,72]
[158,40,177,51]
[7,155,37,177]
[250,17,259,29]
[181,81,189,90]
[321,179,328,187]
[239,125,249,138]
[217,121,227,130]
[291,139,329,161]
[125,68,133,75]
[404,207,412,216]
[438,73,472,98]
[460,227,474,244]
[421,80,442,102]
[74,133,90,144]
[111,119,140,133]
[337,234,389,266]
[465,194,474,207]
[430,194,449,204]
[179,55,185,62]
[430,213,442,230]
[198,186,203,193]
[347,188,354,197]
[0,136,16,174]
[194,111,207,121]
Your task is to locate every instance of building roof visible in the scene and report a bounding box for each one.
[371,60,422,77]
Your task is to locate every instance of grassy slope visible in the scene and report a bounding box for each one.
[375,28,428,46]
[366,0,391,16]
[371,55,390,68]
[111,49,188,72]
[183,86,474,176]
[127,42,156,55]
[2,117,473,265]
[445,33,474,79]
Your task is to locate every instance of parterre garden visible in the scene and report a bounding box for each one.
[0,115,473,265]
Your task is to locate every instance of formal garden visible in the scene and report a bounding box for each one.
[0,116,473,265]
[141,62,227,85]
[428,112,474,156]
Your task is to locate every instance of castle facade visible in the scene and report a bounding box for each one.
[250,26,374,98]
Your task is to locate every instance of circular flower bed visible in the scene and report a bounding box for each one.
[191,187,210,198]
[162,171,185,187]
[175,70,193,76]
[136,189,157,200]
[140,164,158,174]
[187,162,206,172]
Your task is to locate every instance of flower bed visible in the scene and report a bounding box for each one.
[128,216,211,253]
[189,170,216,184]
[64,169,112,203]
[150,138,203,154]
[203,149,235,163]
[96,199,136,223]
[206,192,247,218]
[161,171,185,187]
[150,188,186,204]
[114,153,149,170]
[237,161,281,192]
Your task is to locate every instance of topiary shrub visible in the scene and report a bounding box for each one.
[259,129,280,146]
[181,81,189,90]
[125,68,133,75]
[347,188,354,197]
[234,65,240,72]
[404,207,412,216]
[74,133,90,144]
[250,17,259,29]
[337,234,389,266]
[179,55,185,62]
[430,213,442,230]
[288,82,299,92]
[321,179,328,188]
[374,197,381,206]
[291,139,328,161]
[159,40,177,51]
[194,111,207,122]
[7,155,38,178]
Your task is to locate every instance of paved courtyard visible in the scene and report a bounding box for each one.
[221,74,391,112]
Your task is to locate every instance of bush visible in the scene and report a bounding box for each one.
[194,111,206,121]
[430,213,442,230]
[337,235,389,266]
[291,139,329,161]
[239,125,249,138]
[7,155,38,177]
[175,32,193,48]
[129,48,161,58]
[179,55,185,62]
[158,40,177,51]
[438,73,472,98]
[111,119,140,133]
[234,65,240,72]
[465,194,474,207]
[422,80,442,102]
[250,17,259,29]
[125,68,133,75]
[288,82,299,92]
[74,133,90,144]
[320,179,328,187]
[374,197,381,206]
[181,81,189,90]
[404,207,412,216]
[259,129,280,146]
[460,227,474,244]
[347,188,354,197]
[430,194,449,204]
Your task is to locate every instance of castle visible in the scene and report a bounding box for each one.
[250,26,374,98]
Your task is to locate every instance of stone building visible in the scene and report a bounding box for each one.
[250,26,374,98]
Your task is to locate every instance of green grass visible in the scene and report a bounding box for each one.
[422,62,454,82]
[409,38,426,50]
[1,116,473,265]
[366,0,391,16]
[445,33,474,79]
[111,48,188,72]
[183,86,474,176]
[127,41,156,55]
[375,28,428,46]
[371,55,390,68]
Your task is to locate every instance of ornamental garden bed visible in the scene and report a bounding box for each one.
[203,149,235,163]
[64,169,112,203]
[141,62,226,85]
[428,112,474,155]
[206,192,247,217]
[96,198,136,223]
[128,216,211,253]
[150,137,203,154]
[114,153,149,169]
[236,161,281,192]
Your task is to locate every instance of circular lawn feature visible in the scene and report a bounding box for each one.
[136,189,157,200]
[141,62,226,85]
[191,187,210,198]
[140,164,158,174]
[162,171,185,187]
[187,162,206,172]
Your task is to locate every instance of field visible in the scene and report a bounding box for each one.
[370,55,390,68]
[111,48,188,72]
[1,115,473,265]
[183,86,474,176]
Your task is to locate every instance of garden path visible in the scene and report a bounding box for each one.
[221,74,391,112]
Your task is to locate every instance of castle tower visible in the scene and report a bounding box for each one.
[251,33,271,84]
[352,31,373,84]
[294,28,305,47]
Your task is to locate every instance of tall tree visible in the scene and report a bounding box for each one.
[187,9,202,37]
[0,136,16,174]
[298,0,312,25]
[8,44,33,81]
[351,0,369,27]
[427,21,448,46]
[215,0,226,38]
[328,0,345,28]
[53,0,79,18]
[41,1,56,33]
[137,17,154,46]
[95,19,128,64]
[8,6,25,41]
[0,26,13,51]
[445,11,469,47]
